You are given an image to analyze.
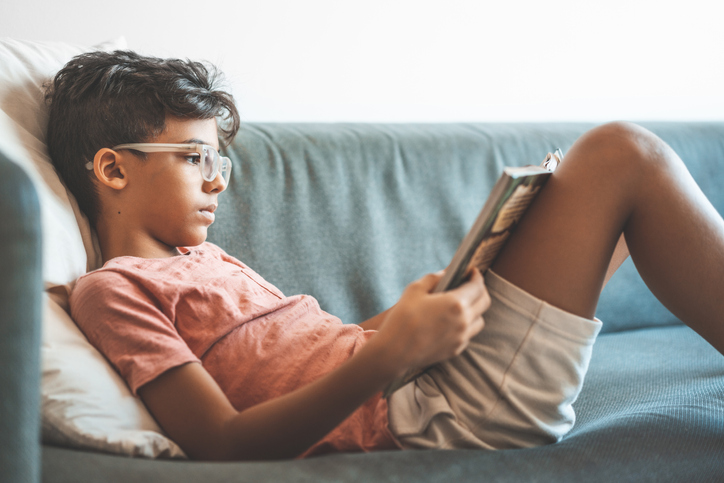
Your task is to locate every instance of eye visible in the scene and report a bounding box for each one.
[184,154,201,165]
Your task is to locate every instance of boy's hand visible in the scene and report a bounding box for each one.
[374,269,491,375]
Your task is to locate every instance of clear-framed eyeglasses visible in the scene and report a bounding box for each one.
[86,143,232,185]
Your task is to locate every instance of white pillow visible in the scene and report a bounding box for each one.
[0,37,186,459]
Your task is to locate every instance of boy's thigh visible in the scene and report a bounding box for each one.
[491,123,647,320]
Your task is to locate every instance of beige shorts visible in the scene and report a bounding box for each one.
[387,269,602,450]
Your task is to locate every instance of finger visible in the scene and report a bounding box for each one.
[414,272,445,292]
[466,315,485,339]
[450,268,486,305]
[471,283,492,316]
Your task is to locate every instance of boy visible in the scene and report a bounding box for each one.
[46,51,724,461]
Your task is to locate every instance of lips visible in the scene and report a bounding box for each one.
[199,204,217,223]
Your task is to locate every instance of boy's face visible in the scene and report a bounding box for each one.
[121,116,225,252]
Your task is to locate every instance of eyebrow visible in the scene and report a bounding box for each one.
[184,138,210,145]
[183,138,220,150]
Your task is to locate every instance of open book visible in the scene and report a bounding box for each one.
[382,149,563,398]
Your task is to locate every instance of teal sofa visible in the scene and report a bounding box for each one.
[3,122,724,482]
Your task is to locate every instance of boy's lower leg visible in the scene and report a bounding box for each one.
[491,122,724,354]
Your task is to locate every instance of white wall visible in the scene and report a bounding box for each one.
[3,0,722,122]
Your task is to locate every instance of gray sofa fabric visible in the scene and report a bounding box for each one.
[212,122,724,332]
[1,122,723,482]
[41,326,724,483]
[0,148,43,483]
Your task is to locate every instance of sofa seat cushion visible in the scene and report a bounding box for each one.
[42,325,724,482]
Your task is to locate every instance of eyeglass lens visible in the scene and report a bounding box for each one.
[201,146,231,184]
[202,147,218,181]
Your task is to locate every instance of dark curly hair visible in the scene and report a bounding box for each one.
[45,50,241,226]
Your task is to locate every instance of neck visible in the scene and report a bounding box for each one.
[95,215,178,264]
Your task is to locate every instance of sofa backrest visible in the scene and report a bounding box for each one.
[208,122,724,334]
[0,148,43,483]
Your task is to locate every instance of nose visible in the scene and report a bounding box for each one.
[204,171,227,194]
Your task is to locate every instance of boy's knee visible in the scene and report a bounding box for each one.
[575,121,675,175]
[586,121,654,154]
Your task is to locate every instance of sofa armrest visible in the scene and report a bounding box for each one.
[0,148,43,483]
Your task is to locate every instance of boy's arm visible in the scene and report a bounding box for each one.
[139,333,399,461]
[358,307,393,331]
[139,270,489,461]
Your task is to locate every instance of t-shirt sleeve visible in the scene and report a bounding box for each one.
[70,270,201,396]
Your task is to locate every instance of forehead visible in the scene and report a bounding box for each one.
[157,117,219,149]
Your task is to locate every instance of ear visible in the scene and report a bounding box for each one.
[92,148,128,190]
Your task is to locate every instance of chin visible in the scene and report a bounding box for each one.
[177,231,208,248]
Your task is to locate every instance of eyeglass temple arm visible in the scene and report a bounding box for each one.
[112,143,200,152]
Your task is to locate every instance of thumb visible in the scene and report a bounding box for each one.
[414,271,445,293]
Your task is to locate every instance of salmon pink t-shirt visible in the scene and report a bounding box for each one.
[70,242,399,457]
